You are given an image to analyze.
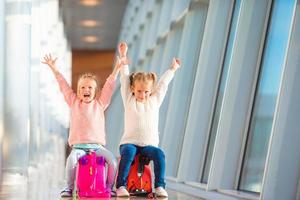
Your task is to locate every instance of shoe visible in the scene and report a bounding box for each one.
[110,190,116,197]
[116,186,130,197]
[155,187,168,197]
[116,197,130,200]
[60,188,72,197]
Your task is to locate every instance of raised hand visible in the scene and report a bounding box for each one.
[111,56,130,78]
[119,56,131,66]
[114,56,122,70]
[118,42,128,58]
[170,57,181,71]
[42,54,58,73]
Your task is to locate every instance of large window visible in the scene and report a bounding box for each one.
[157,0,174,36]
[239,0,295,193]
[162,3,208,177]
[147,1,162,48]
[201,0,242,183]
[158,27,182,143]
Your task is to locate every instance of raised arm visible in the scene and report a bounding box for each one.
[152,58,181,106]
[97,58,121,109]
[118,42,132,102]
[42,54,76,107]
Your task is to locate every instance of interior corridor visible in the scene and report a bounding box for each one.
[0,0,300,200]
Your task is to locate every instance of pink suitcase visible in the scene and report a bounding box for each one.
[74,151,111,198]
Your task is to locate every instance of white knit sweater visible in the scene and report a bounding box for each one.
[119,65,175,147]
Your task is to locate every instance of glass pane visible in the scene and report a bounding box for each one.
[172,0,191,20]
[158,1,174,35]
[162,4,208,177]
[147,1,162,48]
[158,27,182,144]
[201,0,242,183]
[239,0,295,193]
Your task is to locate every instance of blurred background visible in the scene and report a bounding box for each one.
[0,0,299,200]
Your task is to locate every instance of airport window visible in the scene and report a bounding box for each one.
[238,0,295,193]
[201,0,242,183]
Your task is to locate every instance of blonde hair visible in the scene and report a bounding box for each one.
[77,73,100,96]
[129,72,157,87]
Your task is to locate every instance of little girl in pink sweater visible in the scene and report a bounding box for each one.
[42,54,120,197]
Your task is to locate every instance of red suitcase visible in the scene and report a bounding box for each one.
[127,154,152,196]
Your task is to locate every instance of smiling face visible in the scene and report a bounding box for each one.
[77,77,98,103]
[131,80,153,102]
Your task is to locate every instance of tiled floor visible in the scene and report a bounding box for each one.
[0,186,205,200]
[58,189,205,200]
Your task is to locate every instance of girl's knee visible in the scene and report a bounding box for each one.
[110,157,118,170]
[155,148,165,160]
[121,153,135,163]
[67,151,84,166]
[120,145,136,160]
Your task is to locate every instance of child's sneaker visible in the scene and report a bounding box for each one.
[116,186,130,197]
[60,188,72,197]
[110,190,116,197]
[155,187,168,197]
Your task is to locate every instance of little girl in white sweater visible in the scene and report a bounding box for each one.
[115,42,181,197]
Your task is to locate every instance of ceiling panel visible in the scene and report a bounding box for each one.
[60,0,128,50]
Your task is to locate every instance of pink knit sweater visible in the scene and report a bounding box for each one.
[55,72,116,146]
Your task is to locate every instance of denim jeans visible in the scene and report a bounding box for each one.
[116,144,166,189]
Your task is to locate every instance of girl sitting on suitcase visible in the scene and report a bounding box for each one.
[42,54,120,197]
[115,42,181,197]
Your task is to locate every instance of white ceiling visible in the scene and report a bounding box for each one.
[60,0,128,50]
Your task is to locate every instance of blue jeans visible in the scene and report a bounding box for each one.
[116,144,166,189]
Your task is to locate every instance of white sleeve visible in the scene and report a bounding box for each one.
[151,69,174,106]
[120,65,131,104]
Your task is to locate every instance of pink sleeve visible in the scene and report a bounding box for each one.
[55,72,76,107]
[97,75,116,110]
